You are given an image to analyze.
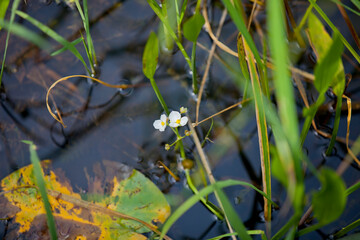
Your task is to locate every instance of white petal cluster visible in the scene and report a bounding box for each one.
[153,114,167,132]
[169,111,188,128]
[153,107,189,132]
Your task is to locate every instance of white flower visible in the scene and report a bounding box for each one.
[169,111,188,127]
[153,114,167,132]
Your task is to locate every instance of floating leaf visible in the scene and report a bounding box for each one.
[183,12,204,42]
[142,31,159,79]
[0,160,170,239]
[312,168,347,224]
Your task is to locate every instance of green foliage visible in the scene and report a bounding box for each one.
[183,12,204,42]
[351,0,360,9]
[51,38,83,56]
[15,10,91,74]
[334,219,360,238]
[74,0,97,71]
[221,0,264,69]
[309,14,345,95]
[214,185,252,240]
[312,168,347,224]
[160,180,274,239]
[308,0,360,63]
[0,19,50,50]
[22,141,58,240]
[306,12,345,154]
[271,146,288,188]
[0,0,10,29]
[300,15,345,152]
[0,0,21,86]
[142,32,159,80]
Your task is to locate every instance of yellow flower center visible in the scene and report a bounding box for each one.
[176,119,181,124]
[161,121,165,126]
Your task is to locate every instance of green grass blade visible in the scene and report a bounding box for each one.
[146,0,191,67]
[208,230,267,240]
[82,0,96,65]
[267,0,299,149]
[351,0,360,9]
[237,33,250,100]
[330,0,360,16]
[22,141,57,240]
[0,19,51,50]
[15,10,90,73]
[0,0,21,86]
[191,42,198,94]
[333,218,360,238]
[50,37,82,56]
[346,180,360,196]
[179,0,188,24]
[74,0,93,68]
[160,179,274,239]
[0,0,10,28]
[243,38,272,221]
[221,0,264,69]
[309,0,360,63]
[214,185,252,240]
[325,95,342,155]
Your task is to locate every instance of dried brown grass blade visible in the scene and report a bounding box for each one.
[46,75,135,127]
[196,2,227,124]
[157,161,180,182]
[343,95,360,166]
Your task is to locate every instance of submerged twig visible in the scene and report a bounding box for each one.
[196,2,227,124]
[188,117,236,239]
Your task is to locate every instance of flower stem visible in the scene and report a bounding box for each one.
[149,77,170,115]
[149,76,185,159]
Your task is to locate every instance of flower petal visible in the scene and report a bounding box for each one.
[153,120,162,129]
[160,114,167,122]
[180,116,188,126]
[159,124,166,131]
[169,111,181,122]
[169,122,179,128]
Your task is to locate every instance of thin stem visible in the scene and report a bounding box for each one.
[149,77,170,115]
[191,42,198,94]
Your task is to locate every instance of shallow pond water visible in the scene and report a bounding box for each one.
[1,0,360,239]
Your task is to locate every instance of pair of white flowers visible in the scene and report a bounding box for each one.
[153,108,188,132]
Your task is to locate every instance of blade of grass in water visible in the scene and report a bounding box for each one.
[0,0,21,86]
[243,37,271,222]
[146,0,191,69]
[74,0,97,71]
[309,0,360,63]
[267,0,299,152]
[325,95,342,155]
[214,184,252,240]
[50,37,82,56]
[160,179,273,239]
[0,0,10,29]
[22,141,57,240]
[15,10,91,74]
[221,0,264,70]
[0,19,51,51]
[330,0,360,16]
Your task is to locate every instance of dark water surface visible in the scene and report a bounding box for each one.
[1,0,360,239]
